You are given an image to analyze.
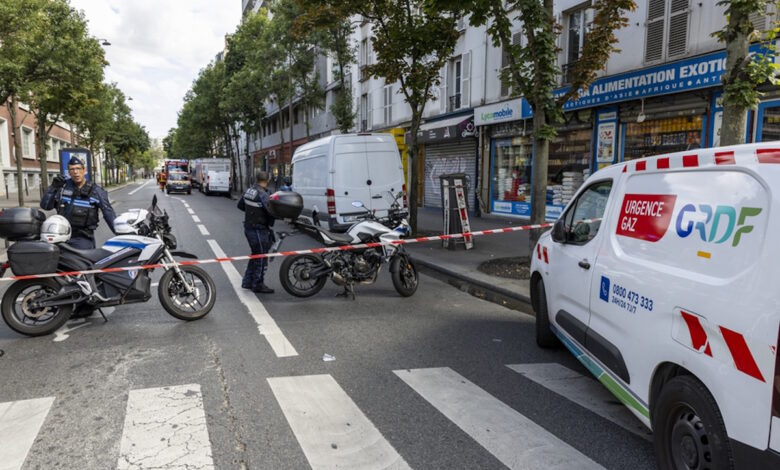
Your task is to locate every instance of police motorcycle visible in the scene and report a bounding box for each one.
[0,196,216,337]
[272,191,419,300]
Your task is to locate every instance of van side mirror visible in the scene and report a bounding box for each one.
[312,209,320,226]
[551,218,567,244]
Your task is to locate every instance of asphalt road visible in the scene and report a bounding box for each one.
[0,180,656,469]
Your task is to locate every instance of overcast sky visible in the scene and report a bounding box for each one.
[70,0,242,140]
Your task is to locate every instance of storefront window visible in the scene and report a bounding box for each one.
[492,136,532,205]
[623,115,703,161]
[548,128,592,207]
[759,105,780,142]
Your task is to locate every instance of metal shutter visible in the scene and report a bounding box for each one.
[668,0,689,58]
[423,141,478,209]
[645,0,666,62]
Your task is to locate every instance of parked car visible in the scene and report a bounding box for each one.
[530,142,780,469]
[165,171,191,195]
[290,133,406,232]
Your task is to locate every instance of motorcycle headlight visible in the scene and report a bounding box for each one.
[163,233,177,249]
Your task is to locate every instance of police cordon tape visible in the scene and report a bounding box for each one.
[0,219,596,281]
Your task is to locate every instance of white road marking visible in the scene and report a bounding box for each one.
[117,384,214,470]
[268,374,410,470]
[507,363,651,440]
[394,367,603,470]
[52,319,90,343]
[187,208,195,215]
[207,239,297,357]
[192,215,201,223]
[198,224,210,236]
[0,396,56,470]
[128,180,151,195]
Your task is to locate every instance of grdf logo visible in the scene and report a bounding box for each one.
[675,204,762,247]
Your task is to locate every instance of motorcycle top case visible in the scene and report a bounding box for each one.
[268,191,303,219]
[7,240,59,275]
[0,207,46,241]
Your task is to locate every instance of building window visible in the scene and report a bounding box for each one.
[645,0,690,63]
[564,5,594,84]
[383,85,393,125]
[272,118,277,134]
[359,38,371,81]
[449,58,462,111]
[501,32,523,97]
[294,107,299,125]
[22,128,33,158]
[360,94,368,131]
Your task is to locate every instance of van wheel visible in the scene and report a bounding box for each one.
[535,280,558,348]
[653,375,733,470]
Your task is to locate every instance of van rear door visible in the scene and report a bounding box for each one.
[365,136,405,217]
[333,137,372,225]
[208,171,230,193]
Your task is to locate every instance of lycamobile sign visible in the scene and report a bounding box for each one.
[481,107,513,122]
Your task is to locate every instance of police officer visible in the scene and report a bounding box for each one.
[40,156,116,249]
[238,171,275,293]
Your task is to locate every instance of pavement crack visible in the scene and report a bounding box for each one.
[206,338,248,470]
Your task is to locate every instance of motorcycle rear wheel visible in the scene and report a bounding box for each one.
[391,256,418,297]
[158,266,216,321]
[1,279,73,337]
[280,254,328,298]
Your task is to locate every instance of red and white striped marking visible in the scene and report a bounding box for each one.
[677,309,773,383]
[622,145,780,174]
[0,221,562,282]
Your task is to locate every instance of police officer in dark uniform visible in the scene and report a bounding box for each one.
[40,156,116,249]
[238,171,275,293]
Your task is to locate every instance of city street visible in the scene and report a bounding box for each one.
[0,180,655,469]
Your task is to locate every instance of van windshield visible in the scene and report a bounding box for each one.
[169,173,188,181]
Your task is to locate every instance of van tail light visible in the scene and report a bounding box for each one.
[326,188,336,215]
[402,183,408,208]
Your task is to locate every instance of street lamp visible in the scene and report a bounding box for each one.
[97,38,111,46]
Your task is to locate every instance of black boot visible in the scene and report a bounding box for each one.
[253,284,274,294]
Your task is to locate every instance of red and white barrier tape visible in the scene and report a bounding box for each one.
[0,221,563,281]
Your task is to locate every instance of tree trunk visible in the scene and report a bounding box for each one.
[8,99,25,206]
[288,97,294,178]
[36,115,49,192]
[721,9,750,146]
[529,104,549,250]
[245,128,254,187]
[232,125,244,193]
[408,111,422,235]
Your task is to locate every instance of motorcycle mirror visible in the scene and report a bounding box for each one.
[152,194,158,209]
[352,201,364,208]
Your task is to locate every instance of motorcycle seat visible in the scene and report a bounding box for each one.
[317,228,354,245]
[59,243,113,263]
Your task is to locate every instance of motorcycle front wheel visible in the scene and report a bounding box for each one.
[158,265,216,321]
[1,279,73,337]
[391,256,418,297]
[279,254,328,297]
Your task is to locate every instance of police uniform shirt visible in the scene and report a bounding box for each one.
[41,179,116,237]
[238,184,274,227]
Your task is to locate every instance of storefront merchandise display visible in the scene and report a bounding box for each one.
[624,116,703,161]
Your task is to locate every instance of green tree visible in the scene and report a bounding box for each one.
[716,0,780,145]
[321,1,460,233]
[441,0,634,245]
[72,82,123,181]
[22,0,105,192]
[296,2,356,133]
[162,128,176,157]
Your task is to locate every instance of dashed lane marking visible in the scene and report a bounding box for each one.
[127,180,151,196]
[192,215,201,223]
[206,239,297,357]
[198,224,210,236]
[0,397,56,470]
[268,374,410,470]
[394,367,604,470]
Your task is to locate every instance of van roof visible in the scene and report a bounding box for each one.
[292,133,396,158]
[611,142,780,176]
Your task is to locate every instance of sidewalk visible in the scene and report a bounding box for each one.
[406,207,534,309]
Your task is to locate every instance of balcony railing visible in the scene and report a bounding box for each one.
[561,61,579,85]
[448,94,461,112]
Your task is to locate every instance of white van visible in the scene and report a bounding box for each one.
[291,134,406,231]
[531,142,780,468]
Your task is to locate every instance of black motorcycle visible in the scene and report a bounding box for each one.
[0,196,216,337]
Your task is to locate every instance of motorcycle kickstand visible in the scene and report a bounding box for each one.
[336,283,356,300]
[97,308,108,322]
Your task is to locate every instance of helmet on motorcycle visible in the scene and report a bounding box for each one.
[40,215,71,244]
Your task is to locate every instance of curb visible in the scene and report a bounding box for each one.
[413,256,534,315]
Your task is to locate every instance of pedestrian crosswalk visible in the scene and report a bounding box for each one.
[0,362,649,469]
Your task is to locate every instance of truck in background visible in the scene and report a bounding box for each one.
[191,158,232,196]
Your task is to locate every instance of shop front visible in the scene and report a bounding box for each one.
[407,115,477,209]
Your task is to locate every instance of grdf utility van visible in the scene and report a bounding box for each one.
[290,133,406,232]
[531,142,780,469]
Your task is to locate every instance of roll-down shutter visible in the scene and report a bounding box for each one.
[423,140,478,209]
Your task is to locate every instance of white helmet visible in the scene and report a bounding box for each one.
[40,215,72,244]
[114,209,148,235]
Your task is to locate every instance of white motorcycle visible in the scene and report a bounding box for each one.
[277,193,418,300]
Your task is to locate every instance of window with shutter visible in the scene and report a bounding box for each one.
[501,32,522,97]
[645,0,665,63]
[667,0,689,58]
[383,85,393,125]
[749,3,772,32]
[462,51,471,108]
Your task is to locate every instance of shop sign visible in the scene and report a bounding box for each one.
[491,200,564,221]
[553,43,770,112]
[409,116,476,144]
[474,98,532,126]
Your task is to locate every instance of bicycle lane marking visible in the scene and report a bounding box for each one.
[206,239,298,357]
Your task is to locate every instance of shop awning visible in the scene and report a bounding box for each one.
[418,115,471,131]
[406,115,476,144]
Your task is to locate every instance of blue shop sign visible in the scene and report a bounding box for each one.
[509,44,771,117]
[491,200,564,221]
